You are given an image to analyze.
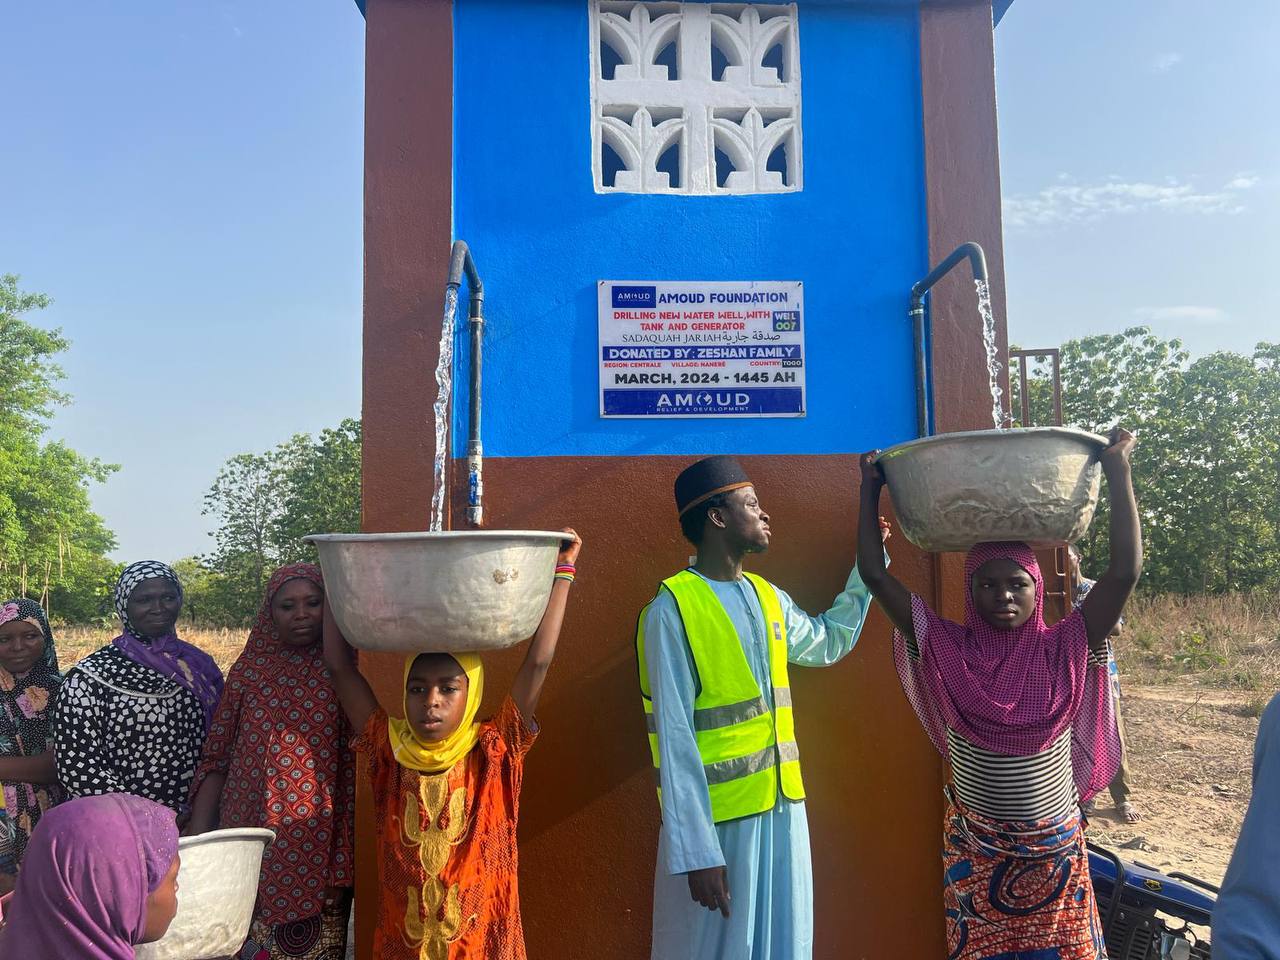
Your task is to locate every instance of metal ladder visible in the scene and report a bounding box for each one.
[1010,348,1072,622]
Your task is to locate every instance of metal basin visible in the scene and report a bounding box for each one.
[876,427,1106,552]
[304,531,566,653]
[135,827,274,960]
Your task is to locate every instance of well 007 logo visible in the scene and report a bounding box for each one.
[772,310,800,332]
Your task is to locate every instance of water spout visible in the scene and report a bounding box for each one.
[908,242,996,436]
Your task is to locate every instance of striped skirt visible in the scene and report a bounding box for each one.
[942,793,1107,960]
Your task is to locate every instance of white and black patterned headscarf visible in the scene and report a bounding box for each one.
[110,560,223,728]
[114,560,184,639]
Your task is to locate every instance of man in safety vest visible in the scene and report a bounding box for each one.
[636,455,886,960]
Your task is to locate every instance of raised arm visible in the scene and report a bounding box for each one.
[510,529,581,722]
[857,452,915,639]
[1080,427,1142,651]
[322,598,379,734]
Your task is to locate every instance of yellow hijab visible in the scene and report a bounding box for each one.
[387,652,485,774]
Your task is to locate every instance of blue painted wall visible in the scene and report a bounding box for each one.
[452,0,927,457]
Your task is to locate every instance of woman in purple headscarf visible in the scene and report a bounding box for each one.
[856,428,1141,960]
[52,561,224,816]
[0,792,180,958]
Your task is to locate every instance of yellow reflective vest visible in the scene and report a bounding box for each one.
[636,569,805,823]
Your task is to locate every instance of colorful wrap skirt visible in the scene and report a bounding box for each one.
[239,892,352,960]
[943,792,1107,960]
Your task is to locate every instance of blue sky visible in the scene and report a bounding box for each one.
[997,0,1279,357]
[3,3,366,563]
[3,1,1276,564]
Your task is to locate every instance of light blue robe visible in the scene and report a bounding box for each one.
[643,564,876,960]
[1213,691,1280,959]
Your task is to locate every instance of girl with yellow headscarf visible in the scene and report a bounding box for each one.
[387,651,485,774]
[322,529,581,960]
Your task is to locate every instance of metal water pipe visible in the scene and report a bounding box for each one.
[446,241,486,527]
[908,241,988,437]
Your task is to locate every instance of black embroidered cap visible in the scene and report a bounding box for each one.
[674,456,753,517]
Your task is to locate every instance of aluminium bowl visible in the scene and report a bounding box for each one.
[134,827,275,960]
[876,427,1107,552]
[304,530,566,653]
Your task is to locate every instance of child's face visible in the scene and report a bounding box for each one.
[405,654,469,741]
[141,852,181,944]
[970,558,1036,630]
[0,619,46,676]
[270,578,324,647]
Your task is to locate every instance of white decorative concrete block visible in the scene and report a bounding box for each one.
[590,1,802,195]
[599,4,682,81]
[711,107,796,192]
[600,106,684,192]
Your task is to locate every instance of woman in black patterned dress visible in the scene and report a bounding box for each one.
[52,561,224,816]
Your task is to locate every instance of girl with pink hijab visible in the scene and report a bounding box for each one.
[856,428,1141,960]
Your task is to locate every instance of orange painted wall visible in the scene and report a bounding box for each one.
[358,1,1008,956]
[450,455,946,958]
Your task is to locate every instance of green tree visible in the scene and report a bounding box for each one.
[1017,327,1280,595]
[1141,350,1280,593]
[1055,328,1188,580]
[0,275,118,620]
[201,452,283,624]
[201,419,361,624]
[170,556,229,625]
[0,275,68,431]
[273,418,362,551]
[1057,327,1189,434]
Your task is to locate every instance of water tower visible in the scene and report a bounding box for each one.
[354,1,1015,955]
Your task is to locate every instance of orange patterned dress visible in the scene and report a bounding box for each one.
[355,697,536,960]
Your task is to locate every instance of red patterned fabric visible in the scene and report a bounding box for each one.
[354,696,537,960]
[190,564,355,925]
[942,792,1107,959]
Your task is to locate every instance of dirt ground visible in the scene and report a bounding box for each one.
[1086,681,1263,886]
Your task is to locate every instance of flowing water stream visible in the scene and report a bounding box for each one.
[430,287,459,531]
[975,278,1005,429]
